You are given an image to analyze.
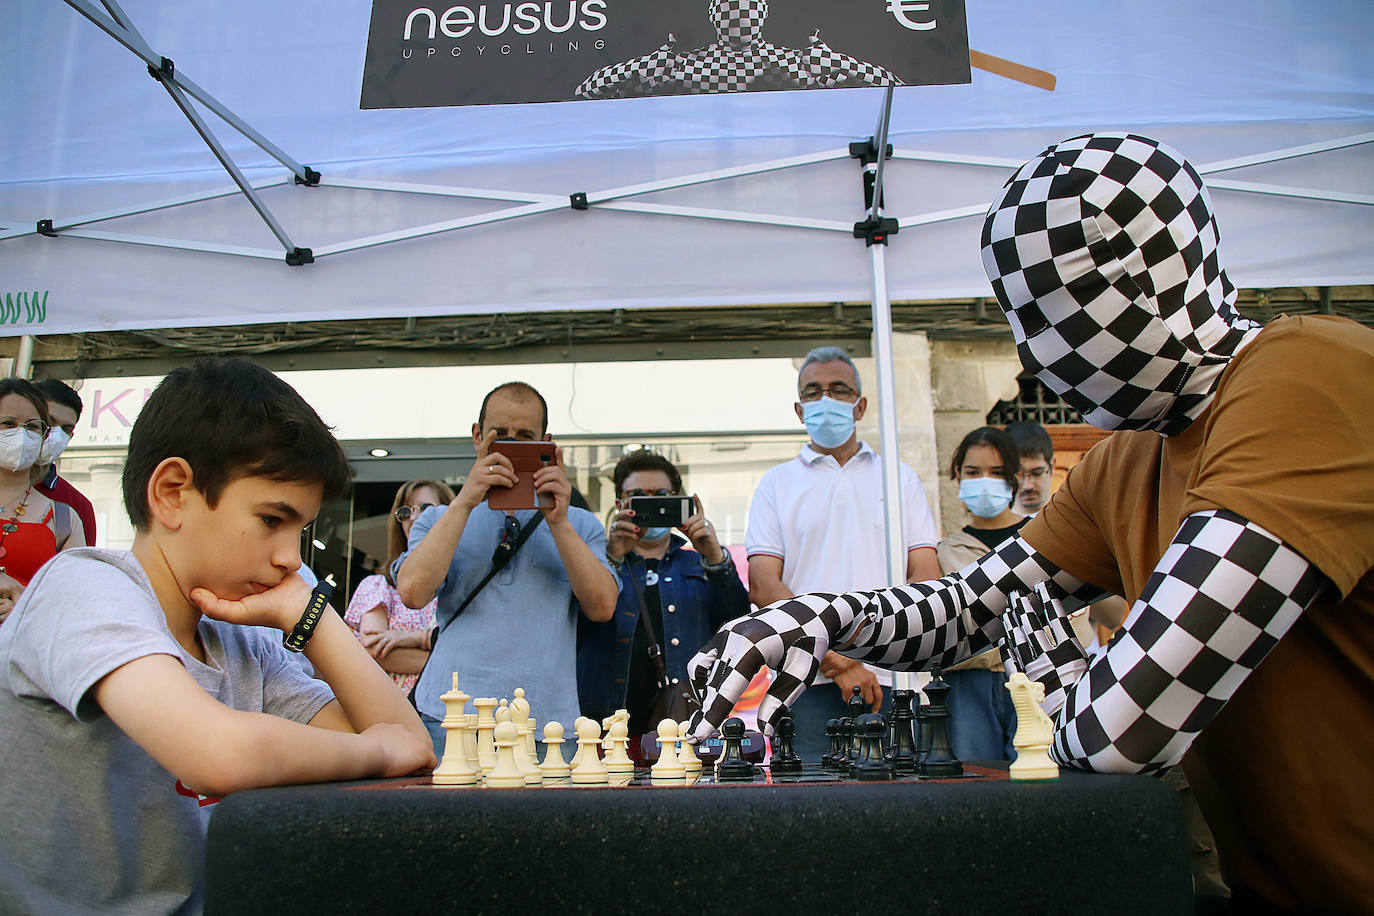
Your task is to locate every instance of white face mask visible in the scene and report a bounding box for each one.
[38,427,71,466]
[0,427,43,473]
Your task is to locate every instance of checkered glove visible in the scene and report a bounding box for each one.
[999,582,1089,719]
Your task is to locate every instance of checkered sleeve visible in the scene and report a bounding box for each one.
[1048,509,1326,775]
[802,34,903,88]
[575,37,682,99]
[683,535,1105,740]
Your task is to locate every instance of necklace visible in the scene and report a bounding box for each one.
[0,485,34,561]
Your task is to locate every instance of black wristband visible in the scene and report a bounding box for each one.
[283,575,335,653]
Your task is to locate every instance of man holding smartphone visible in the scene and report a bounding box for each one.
[746,346,942,759]
[395,381,618,753]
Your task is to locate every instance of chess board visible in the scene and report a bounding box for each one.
[349,762,1005,791]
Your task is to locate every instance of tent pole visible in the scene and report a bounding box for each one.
[861,88,917,694]
[12,337,35,379]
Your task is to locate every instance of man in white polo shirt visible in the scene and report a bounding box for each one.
[745,346,941,759]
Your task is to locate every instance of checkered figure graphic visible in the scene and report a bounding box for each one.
[685,133,1331,785]
[575,0,902,100]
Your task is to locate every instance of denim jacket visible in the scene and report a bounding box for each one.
[576,535,750,724]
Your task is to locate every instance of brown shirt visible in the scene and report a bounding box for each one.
[1023,315,1374,911]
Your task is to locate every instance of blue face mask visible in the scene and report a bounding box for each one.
[801,396,856,449]
[640,526,672,543]
[958,477,1014,519]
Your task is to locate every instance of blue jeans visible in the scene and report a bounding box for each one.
[786,681,894,764]
[420,712,445,758]
[943,668,1016,762]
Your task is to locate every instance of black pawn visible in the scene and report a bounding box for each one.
[821,718,840,770]
[916,668,963,778]
[769,708,803,776]
[854,712,894,781]
[885,688,919,775]
[716,717,755,780]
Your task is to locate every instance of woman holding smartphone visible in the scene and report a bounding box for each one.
[576,450,750,740]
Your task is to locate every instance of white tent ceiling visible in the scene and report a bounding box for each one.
[2,0,1371,336]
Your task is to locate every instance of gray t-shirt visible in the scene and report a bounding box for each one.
[0,548,335,915]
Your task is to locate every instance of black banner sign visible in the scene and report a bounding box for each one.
[361,0,969,109]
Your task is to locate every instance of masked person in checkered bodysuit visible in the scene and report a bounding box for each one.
[685,133,1374,912]
[574,0,902,100]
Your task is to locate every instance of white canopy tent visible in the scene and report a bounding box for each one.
[2,0,1372,619]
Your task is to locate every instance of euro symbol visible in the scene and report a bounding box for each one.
[886,0,935,31]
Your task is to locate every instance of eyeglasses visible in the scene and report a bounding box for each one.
[622,488,673,499]
[1018,467,1052,481]
[798,383,859,403]
[0,417,48,436]
[394,503,436,522]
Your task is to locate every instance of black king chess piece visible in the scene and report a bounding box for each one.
[916,667,963,778]
[884,688,919,775]
[716,717,756,780]
[854,712,895,781]
[769,706,804,776]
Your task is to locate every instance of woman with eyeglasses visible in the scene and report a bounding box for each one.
[0,378,88,626]
[934,426,1031,762]
[344,478,455,695]
[576,450,749,742]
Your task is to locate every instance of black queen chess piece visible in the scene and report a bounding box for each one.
[768,707,804,776]
[916,667,963,778]
[715,717,756,780]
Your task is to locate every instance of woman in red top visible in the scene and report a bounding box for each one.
[0,378,85,625]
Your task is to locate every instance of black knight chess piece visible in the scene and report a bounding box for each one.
[716,717,756,780]
[916,668,963,778]
[769,707,803,776]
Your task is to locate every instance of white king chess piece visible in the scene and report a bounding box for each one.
[1006,671,1060,781]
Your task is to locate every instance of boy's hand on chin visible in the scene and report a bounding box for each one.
[189,574,313,633]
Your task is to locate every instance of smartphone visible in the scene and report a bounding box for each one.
[487,440,557,510]
[628,495,694,528]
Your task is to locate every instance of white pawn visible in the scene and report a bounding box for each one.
[540,722,571,778]
[433,673,478,786]
[678,728,703,774]
[569,716,592,768]
[603,719,635,774]
[650,719,686,780]
[484,721,527,788]
[570,718,610,784]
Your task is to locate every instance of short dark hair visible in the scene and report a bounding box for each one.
[950,426,1020,497]
[1004,421,1054,463]
[33,378,82,420]
[477,382,548,435]
[0,378,52,429]
[121,358,352,531]
[612,449,682,495]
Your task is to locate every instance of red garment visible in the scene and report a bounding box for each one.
[1,507,57,585]
[35,473,96,547]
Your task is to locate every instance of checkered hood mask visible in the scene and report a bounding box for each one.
[710,0,767,49]
[981,133,1261,436]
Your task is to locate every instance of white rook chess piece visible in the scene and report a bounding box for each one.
[485,721,527,788]
[650,719,686,781]
[433,673,477,786]
[570,718,610,784]
[603,719,635,774]
[1006,672,1060,781]
[540,722,571,779]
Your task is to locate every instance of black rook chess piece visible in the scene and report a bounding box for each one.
[716,717,756,780]
[916,668,963,778]
[769,707,804,776]
[885,688,919,775]
[854,712,894,781]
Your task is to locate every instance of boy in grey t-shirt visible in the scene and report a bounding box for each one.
[0,359,435,915]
